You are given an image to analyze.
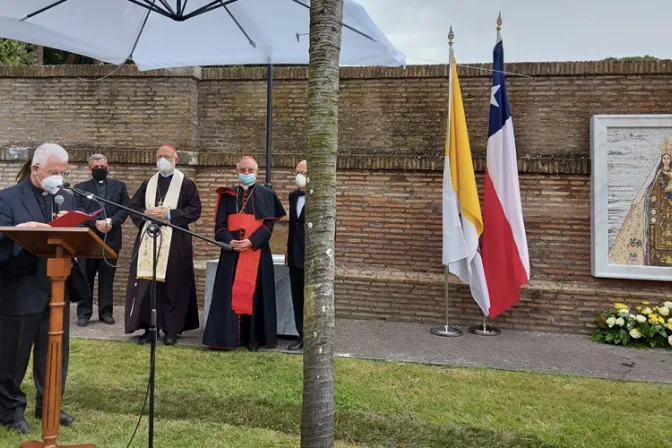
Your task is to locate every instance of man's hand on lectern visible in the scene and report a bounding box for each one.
[16,222,51,229]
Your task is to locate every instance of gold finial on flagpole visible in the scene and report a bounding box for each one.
[448,25,454,48]
[497,12,502,36]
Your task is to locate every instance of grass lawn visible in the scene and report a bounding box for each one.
[0,339,670,448]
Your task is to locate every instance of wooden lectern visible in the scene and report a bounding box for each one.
[0,227,117,448]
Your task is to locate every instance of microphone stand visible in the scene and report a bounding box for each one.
[63,183,230,448]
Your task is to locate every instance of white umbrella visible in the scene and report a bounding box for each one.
[0,0,405,69]
[0,0,405,183]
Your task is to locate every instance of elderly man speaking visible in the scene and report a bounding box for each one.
[0,143,77,434]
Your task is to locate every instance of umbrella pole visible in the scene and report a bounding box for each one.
[265,63,273,187]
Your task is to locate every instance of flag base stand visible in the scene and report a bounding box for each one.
[430,324,463,337]
[468,324,501,336]
[468,315,501,336]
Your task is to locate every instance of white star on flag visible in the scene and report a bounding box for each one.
[490,85,500,107]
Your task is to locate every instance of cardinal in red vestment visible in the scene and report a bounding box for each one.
[203,156,286,351]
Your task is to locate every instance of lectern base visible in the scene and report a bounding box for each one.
[21,442,95,448]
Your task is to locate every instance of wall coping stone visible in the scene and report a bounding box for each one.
[0,65,202,79]
[0,61,670,81]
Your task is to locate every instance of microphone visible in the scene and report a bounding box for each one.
[58,183,71,189]
[217,241,233,251]
[54,194,65,216]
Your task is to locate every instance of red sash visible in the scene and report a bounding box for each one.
[227,213,264,315]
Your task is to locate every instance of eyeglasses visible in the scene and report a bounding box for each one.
[39,167,70,177]
[293,171,307,176]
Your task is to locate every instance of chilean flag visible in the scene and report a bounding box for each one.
[481,35,530,318]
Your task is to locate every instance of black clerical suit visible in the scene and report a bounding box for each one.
[287,188,305,338]
[74,178,130,322]
[0,179,78,426]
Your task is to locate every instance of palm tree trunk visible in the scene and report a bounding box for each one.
[300,0,343,447]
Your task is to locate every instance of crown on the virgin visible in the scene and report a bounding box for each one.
[660,136,672,153]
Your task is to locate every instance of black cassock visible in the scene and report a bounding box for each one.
[124,174,202,335]
[203,184,286,349]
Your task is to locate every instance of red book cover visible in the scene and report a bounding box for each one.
[49,209,102,228]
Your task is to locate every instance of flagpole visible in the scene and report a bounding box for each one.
[469,12,504,337]
[431,25,462,338]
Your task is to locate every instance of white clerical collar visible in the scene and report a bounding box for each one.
[98,180,104,184]
[240,183,254,191]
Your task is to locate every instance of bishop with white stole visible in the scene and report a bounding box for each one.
[124,145,202,345]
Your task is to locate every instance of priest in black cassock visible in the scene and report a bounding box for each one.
[203,155,286,351]
[124,145,202,346]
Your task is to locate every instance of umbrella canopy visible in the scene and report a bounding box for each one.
[0,0,406,70]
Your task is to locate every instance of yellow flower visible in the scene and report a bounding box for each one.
[651,315,664,325]
[642,307,653,315]
[637,306,642,311]
[667,323,672,331]
[614,303,628,310]
[643,301,650,305]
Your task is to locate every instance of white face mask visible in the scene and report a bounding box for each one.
[41,174,63,195]
[296,173,307,189]
[157,157,173,173]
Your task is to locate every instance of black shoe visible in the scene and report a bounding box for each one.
[1,418,31,434]
[163,332,178,346]
[100,316,115,325]
[138,330,152,345]
[288,339,303,351]
[35,410,74,427]
[247,343,260,352]
[76,318,89,327]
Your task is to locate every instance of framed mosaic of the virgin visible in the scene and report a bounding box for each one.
[591,115,672,281]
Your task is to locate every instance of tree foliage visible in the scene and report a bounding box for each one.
[602,55,658,61]
[0,39,98,65]
[0,39,36,65]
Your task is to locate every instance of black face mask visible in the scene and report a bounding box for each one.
[92,167,108,182]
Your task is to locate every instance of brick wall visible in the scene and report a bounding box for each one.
[1,61,672,334]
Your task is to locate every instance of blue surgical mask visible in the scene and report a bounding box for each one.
[239,173,256,186]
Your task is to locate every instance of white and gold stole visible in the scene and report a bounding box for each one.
[136,169,184,282]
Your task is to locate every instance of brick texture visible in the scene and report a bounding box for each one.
[1,61,672,334]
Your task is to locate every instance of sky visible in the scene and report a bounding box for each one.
[357,0,671,64]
